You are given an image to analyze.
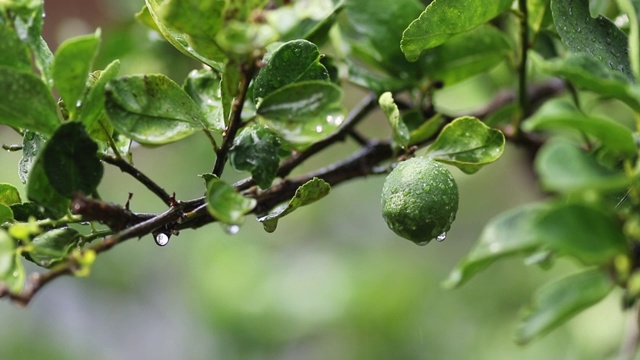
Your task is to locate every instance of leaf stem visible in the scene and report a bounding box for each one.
[516,0,530,133]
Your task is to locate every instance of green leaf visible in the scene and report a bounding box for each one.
[616,0,640,80]
[26,159,69,219]
[206,178,257,225]
[183,69,225,132]
[52,30,101,120]
[0,204,12,223]
[253,39,330,102]
[271,0,344,45]
[262,104,345,149]
[18,130,46,184]
[523,98,636,157]
[425,116,505,174]
[408,113,445,145]
[10,202,46,221]
[516,269,613,344]
[78,60,121,142]
[346,60,414,93]
[537,53,640,111]
[536,202,627,265]
[0,23,31,72]
[257,81,343,122]
[421,23,512,85]
[529,0,552,39]
[550,0,633,80]
[42,123,103,198]
[221,59,242,125]
[0,183,21,206]
[11,3,54,87]
[0,229,23,293]
[0,67,59,135]
[401,0,513,62]
[105,74,205,145]
[215,21,278,58]
[258,177,330,233]
[444,203,550,289]
[27,227,80,268]
[535,141,630,192]
[229,124,282,189]
[378,92,410,147]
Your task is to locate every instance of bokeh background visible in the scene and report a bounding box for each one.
[0,1,630,359]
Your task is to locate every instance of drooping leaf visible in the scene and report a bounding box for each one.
[516,269,613,344]
[42,123,103,198]
[253,39,330,102]
[206,178,257,225]
[535,141,630,192]
[535,202,627,265]
[444,203,550,289]
[523,98,637,157]
[183,69,225,132]
[378,92,410,147]
[78,60,121,142]
[551,0,633,80]
[229,124,282,189]
[0,67,59,135]
[52,30,101,120]
[257,81,343,122]
[425,117,505,174]
[0,183,21,206]
[258,177,330,232]
[401,0,513,62]
[0,22,31,71]
[105,74,205,145]
[26,227,81,268]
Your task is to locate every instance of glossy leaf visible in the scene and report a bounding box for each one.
[0,229,23,293]
[10,202,46,222]
[257,81,343,122]
[229,124,282,189]
[444,203,550,289]
[253,39,330,102]
[550,0,633,80]
[18,130,46,184]
[215,21,277,58]
[346,61,414,93]
[11,3,54,87]
[516,269,613,344]
[536,203,627,265]
[27,227,81,268]
[206,178,257,225]
[0,183,21,206]
[401,0,513,62]
[378,92,410,148]
[535,141,630,192]
[271,0,344,45]
[26,160,69,219]
[421,23,512,85]
[42,123,103,198]
[523,98,636,157]
[408,113,444,145]
[0,67,59,135]
[183,69,224,131]
[52,30,101,119]
[0,23,31,71]
[425,117,505,174]
[538,53,640,111]
[262,105,345,149]
[105,74,205,145]
[78,60,121,142]
[258,177,330,233]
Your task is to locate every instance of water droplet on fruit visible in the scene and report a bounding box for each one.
[436,232,447,242]
[223,224,240,235]
[155,233,170,246]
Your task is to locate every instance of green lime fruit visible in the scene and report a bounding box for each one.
[381,157,459,245]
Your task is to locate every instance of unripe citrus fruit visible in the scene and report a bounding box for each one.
[381,157,458,245]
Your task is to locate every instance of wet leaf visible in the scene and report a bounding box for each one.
[10,202,46,221]
[425,117,505,174]
[0,229,23,293]
[77,60,120,140]
[257,81,342,122]
[229,124,282,189]
[26,227,81,268]
[271,0,344,45]
[183,69,225,132]
[258,177,330,232]
[19,130,46,184]
[206,178,257,225]
[0,22,31,71]
[105,74,205,145]
[401,0,513,62]
[0,183,21,206]
[516,269,613,344]
[378,92,410,147]
[26,161,69,219]
[11,3,54,87]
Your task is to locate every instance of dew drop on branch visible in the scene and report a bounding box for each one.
[155,233,170,246]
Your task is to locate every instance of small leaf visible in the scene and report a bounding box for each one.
[444,203,550,289]
[536,202,627,265]
[0,67,59,135]
[0,229,24,293]
[535,141,630,192]
[253,39,330,102]
[0,204,13,223]
[425,117,505,174]
[523,98,637,157]
[183,69,225,132]
[401,0,513,62]
[258,177,330,233]
[19,130,46,184]
[257,81,343,122]
[42,123,103,198]
[52,30,101,119]
[0,183,21,206]
[229,124,282,189]
[0,22,31,71]
[378,92,410,147]
[206,178,257,225]
[77,60,120,139]
[105,74,205,145]
[10,202,46,221]
[516,269,613,344]
[551,0,633,80]
[27,227,80,268]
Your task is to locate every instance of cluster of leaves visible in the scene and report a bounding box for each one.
[0,0,639,351]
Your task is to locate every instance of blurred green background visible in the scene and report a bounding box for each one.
[0,1,630,359]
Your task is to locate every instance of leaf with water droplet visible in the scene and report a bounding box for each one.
[206,178,256,225]
[436,232,447,242]
[258,177,330,233]
[257,81,343,123]
[229,123,282,189]
[183,69,225,132]
[78,60,121,142]
[19,131,46,184]
[26,227,81,268]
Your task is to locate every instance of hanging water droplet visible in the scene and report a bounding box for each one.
[155,233,170,246]
[223,224,240,235]
[436,232,447,242]
[416,240,430,246]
